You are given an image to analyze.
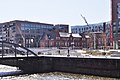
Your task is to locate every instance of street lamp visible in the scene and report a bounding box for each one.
[67,33,73,57]
[67,48,70,57]
[48,35,51,48]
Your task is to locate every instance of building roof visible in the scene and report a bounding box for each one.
[59,32,70,37]
[59,32,81,38]
[72,34,81,38]
[85,35,90,38]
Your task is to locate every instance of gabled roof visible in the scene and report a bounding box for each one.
[40,30,57,40]
[59,32,70,37]
[59,32,81,38]
[85,35,90,38]
[72,34,81,38]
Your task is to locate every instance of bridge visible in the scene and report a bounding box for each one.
[0,41,120,78]
[0,41,39,72]
[0,41,38,57]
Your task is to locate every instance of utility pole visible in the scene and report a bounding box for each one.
[103,22,106,50]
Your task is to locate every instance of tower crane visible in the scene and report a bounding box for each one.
[80,14,107,50]
[80,14,96,49]
[80,14,89,26]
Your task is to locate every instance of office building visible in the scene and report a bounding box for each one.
[0,20,69,48]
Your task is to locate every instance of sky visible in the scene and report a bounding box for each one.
[0,0,110,26]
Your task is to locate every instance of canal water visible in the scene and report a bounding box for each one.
[0,65,119,80]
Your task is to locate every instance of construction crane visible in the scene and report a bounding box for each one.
[80,14,89,26]
[80,14,107,50]
[80,14,96,49]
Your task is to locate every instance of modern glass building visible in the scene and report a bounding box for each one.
[71,22,110,34]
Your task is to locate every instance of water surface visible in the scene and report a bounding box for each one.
[0,65,119,80]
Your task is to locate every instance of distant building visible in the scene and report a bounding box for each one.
[84,32,108,49]
[71,22,110,34]
[71,22,111,49]
[111,0,120,49]
[40,32,81,49]
[0,20,69,48]
[40,31,92,49]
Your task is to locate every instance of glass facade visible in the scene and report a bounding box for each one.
[71,22,107,34]
[21,23,54,30]
[0,20,69,48]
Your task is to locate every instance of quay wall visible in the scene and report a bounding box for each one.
[18,56,120,78]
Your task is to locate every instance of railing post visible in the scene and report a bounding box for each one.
[0,41,37,57]
[27,51,28,57]
[2,41,4,58]
[15,44,17,57]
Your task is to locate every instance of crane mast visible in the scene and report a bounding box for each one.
[80,14,96,49]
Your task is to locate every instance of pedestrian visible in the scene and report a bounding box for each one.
[67,49,70,57]
[58,50,60,54]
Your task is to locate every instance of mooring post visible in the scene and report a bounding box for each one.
[2,41,4,58]
[27,51,28,57]
[15,44,17,57]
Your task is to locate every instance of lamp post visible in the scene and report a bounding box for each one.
[2,25,4,58]
[48,35,51,48]
[67,33,73,57]
[48,39,49,48]
[67,48,70,57]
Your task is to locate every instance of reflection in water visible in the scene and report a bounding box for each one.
[0,65,119,80]
[0,65,22,77]
[1,72,119,80]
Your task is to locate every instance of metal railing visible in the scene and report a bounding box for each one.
[0,41,38,58]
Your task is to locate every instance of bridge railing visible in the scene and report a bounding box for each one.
[0,41,38,58]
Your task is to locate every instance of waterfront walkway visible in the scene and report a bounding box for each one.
[27,48,120,59]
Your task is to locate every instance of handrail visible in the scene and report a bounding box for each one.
[0,41,38,57]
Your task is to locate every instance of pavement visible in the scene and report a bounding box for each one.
[8,47,120,59]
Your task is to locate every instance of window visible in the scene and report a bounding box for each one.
[21,23,25,26]
[113,33,118,38]
[118,3,120,18]
[118,14,120,19]
[113,26,116,31]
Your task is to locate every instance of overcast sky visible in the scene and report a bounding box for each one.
[0,0,110,26]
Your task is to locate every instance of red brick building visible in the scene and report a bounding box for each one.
[111,0,120,49]
[40,30,92,49]
[85,32,107,49]
[40,32,81,49]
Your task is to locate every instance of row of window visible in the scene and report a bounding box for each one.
[72,27,103,32]
[117,3,120,19]
[21,23,68,30]
[21,23,54,30]
[72,25,103,31]
[43,42,81,47]
[21,23,53,27]
[72,23,110,34]
[72,29,103,34]
[72,27,103,33]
